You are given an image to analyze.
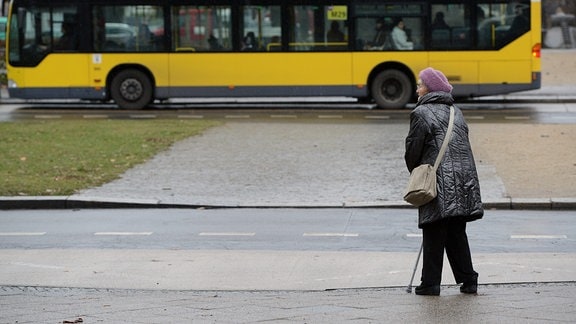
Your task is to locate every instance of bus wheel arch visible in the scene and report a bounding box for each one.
[368,63,415,109]
[108,65,155,109]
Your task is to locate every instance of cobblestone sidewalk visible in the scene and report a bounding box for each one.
[2,282,575,323]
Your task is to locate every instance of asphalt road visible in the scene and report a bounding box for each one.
[0,208,574,253]
[1,208,575,291]
[1,100,576,124]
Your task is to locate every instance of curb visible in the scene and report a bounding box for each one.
[463,95,576,104]
[2,196,576,210]
[2,96,576,106]
[1,281,575,293]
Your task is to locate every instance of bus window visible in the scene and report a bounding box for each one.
[287,5,349,52]
[93,5,164,52]
[354,3,424,51]
[53,10,79,51]
[477,1,530,49]
[288,6,314,51]
[430,4,470,49]
[8,6,54,66]
[241,5,281,52]
[325,6,348,50]
[357,16,424,51]
[396,17,423,49]
[356,17,390,50]
[172,5,231,52]
[503,2,531,44]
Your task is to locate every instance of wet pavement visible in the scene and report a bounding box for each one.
[1,83,576,322]
[2,283,575,323]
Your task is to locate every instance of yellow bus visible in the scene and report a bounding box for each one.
[6,0,541,109]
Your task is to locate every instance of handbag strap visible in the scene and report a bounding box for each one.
[433,106,455,171]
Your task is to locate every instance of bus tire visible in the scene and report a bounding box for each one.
[370,70,412,109]
[110,69,153,109]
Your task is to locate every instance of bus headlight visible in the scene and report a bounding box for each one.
[7,80,18,88]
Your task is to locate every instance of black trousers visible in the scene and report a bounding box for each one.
[421,219,478,286]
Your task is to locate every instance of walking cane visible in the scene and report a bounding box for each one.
[406,242,423,293]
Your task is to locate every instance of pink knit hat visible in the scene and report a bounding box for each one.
[419,67,453,93]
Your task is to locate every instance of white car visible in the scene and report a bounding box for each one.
[105,23,136,49]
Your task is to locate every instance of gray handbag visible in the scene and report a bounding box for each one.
[403,106,455,207]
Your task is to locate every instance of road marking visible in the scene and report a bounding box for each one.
[271,115,297,119]
[318,115,343,119]
[198,232,256,236]
[0,232,46,236]
[504,116,530,120]
[303,233,359,237]
[225,115,250,119]
[94,232,153,236]
[11,262,64,270]
[130,114,157,119]
[511,235,567,239]
[83,114,108,119]
[178,115,205,119]
[406,233,423,238]
[364,115,390,119]
[465,116,485,120]
[34,115,61,119]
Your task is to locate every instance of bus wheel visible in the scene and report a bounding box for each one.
[110,69,153,109]
[371,70,412,109]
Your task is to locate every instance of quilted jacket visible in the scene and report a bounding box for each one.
[405,91,484,228]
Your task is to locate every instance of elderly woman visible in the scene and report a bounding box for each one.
[405,67,484,296]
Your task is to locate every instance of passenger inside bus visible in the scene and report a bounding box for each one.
[476,6,493,48]
[431,12,451,47]
[242,32,259,51]
[208,34,223,51]
[131,23,153,51]
[431,12,450,30]
[54,22,79,50]
[506,4,530,41]
[363,18,387,50]
[326,21,345,42]
[391,18,414,50]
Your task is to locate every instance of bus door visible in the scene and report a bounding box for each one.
[168,5,233,97]
[280,4,353,93]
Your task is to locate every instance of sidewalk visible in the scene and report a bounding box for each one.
[472,84,576,102]
[2,282,575,323]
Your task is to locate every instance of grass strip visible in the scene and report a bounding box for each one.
[0,119,220,196]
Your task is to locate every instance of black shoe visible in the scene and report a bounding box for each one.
[460,281,478,294]
[415,284,440,296]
